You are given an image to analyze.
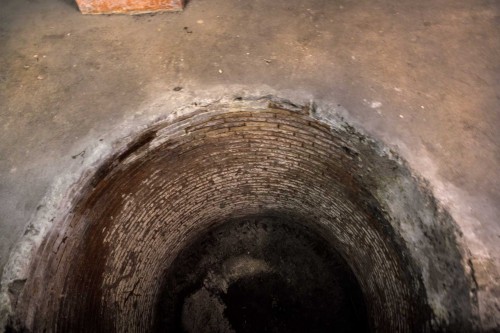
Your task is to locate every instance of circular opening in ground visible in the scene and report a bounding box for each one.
[4,99,477,333]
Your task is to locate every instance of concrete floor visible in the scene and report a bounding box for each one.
[0,0,499,329]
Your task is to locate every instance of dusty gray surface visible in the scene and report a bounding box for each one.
[0,0,499,330]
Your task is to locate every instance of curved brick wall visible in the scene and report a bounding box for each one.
[7,99,478,332]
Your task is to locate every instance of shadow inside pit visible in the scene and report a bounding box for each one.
[155,216,369,333]
[221,272,366,333]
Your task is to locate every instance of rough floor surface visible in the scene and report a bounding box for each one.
[0,0,499,331]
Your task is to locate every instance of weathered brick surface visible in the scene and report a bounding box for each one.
[75,0,184,15]
[12,101,476,333]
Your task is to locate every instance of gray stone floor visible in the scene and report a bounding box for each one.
[0,0,499,329]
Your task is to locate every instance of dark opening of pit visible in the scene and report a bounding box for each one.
[156,217,369,333]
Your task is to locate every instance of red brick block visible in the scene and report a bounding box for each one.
[75,0,184,15]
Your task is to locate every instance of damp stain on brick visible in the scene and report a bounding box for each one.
[5,97,478,332]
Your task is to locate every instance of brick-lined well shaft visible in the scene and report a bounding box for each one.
[9,100,477,332]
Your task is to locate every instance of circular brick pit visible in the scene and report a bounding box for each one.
[8,99,477,332]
